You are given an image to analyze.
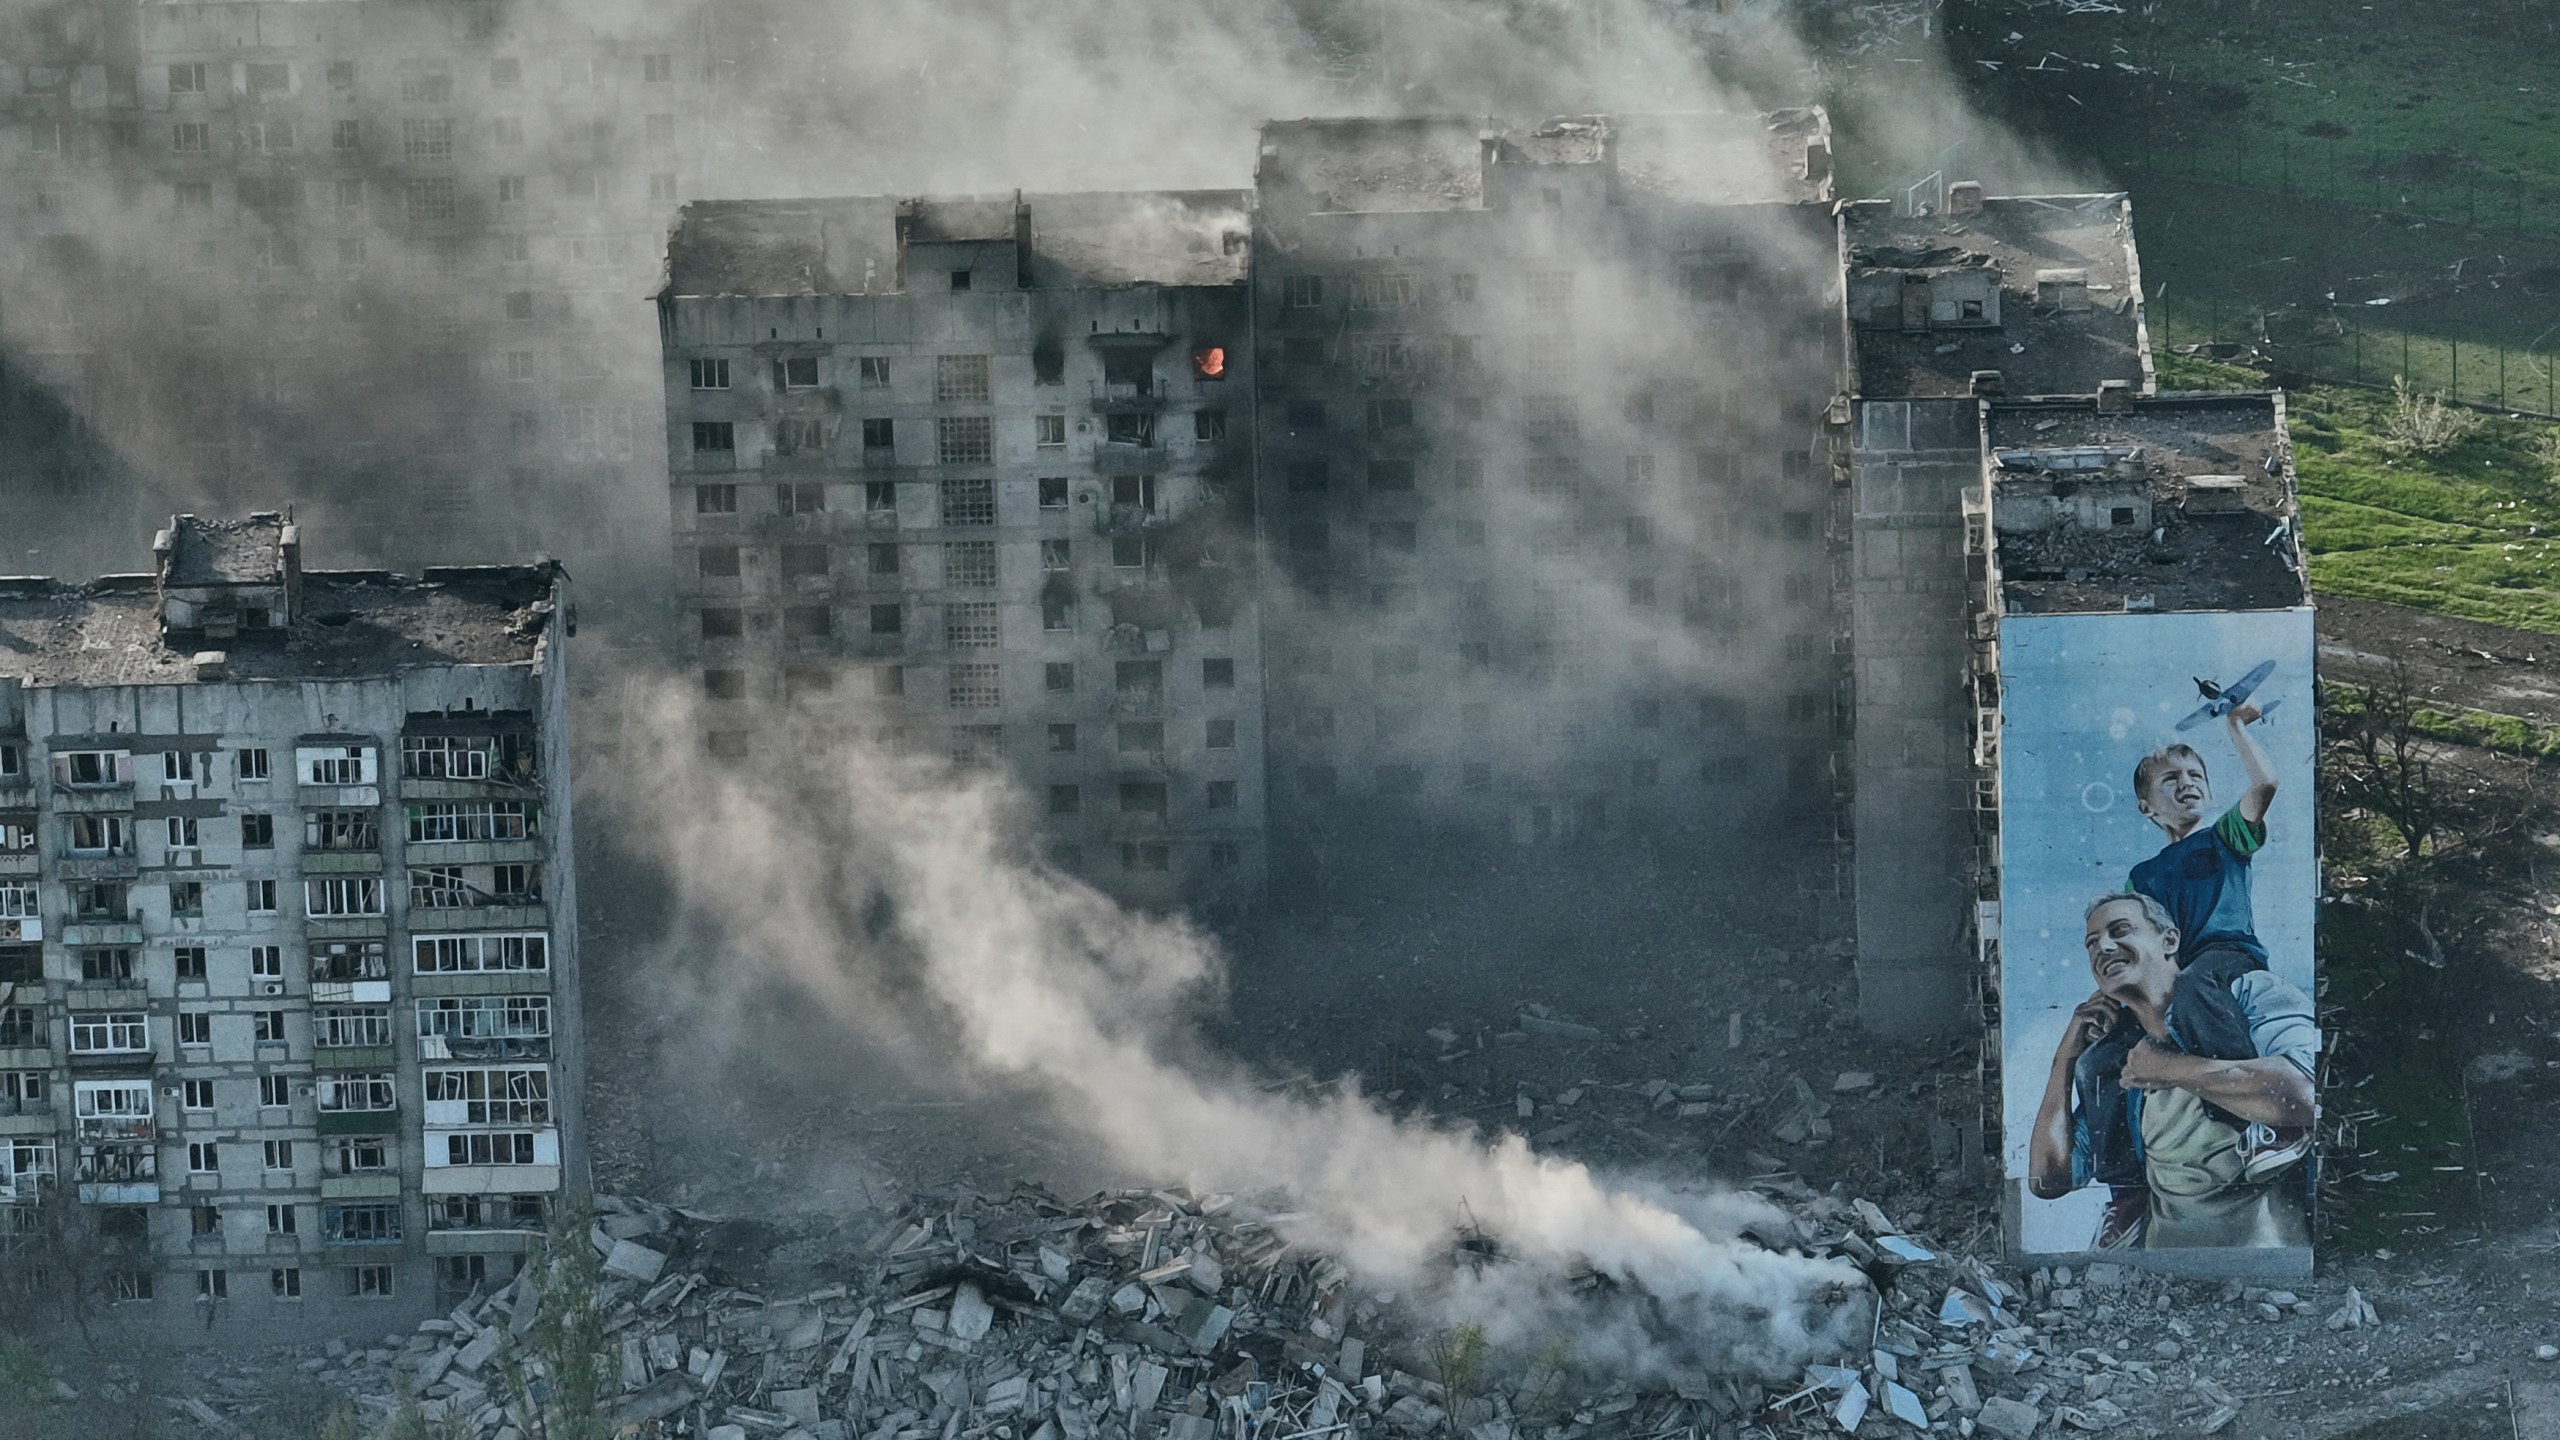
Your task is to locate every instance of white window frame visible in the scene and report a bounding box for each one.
[423,1065,550,1126]
[315,1073,395,1114]
[69,1013,149,1054]
[412,933,548,974]
[305,877,384,918]
[296,745,378,787]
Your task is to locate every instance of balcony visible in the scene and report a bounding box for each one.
[311,980,392,1005]
[75,1115,154,1143]
[318,1109,398,1135]
[315,1045,396,1071]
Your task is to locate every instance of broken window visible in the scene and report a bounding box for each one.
[1282,275,1323,308]
[1119,782,1168,817]
[1045,663,1075,692]
[939,479,995,526]
[865,481,898,514]
[66,814,131,855]
[783,606,832,640]
[1111,475,1157,512]
[1117,723,1165,756]
[701,608,744,639]
[1111,537,1156,570]
[72,881,128,919]
[937,416,993,464]
[401,118,452,162]
[774,356,820,389]
[772,481,825,515]
[1206,719,1238,754]
[692,422,735,454]
[1104,413,1156,447]
[1038,477,1070,509]
[1369,460,1415,492]
[79,949,136,982]
[1044,596,1075,631]
[424,1067,549,1126]
[1365,399,1414,434]
[869,604,902,636]
[1193,347,1227,381]
[1048,724,1077,754]
[703,670,745,700]
[874,667,906,697]
[1031,414,1068,448]
[948,664,1001,709]
[946,602,999,647]
[698,545,741,578]
[780,545,830,579]
[784,668,835,701]
[935,354,990,403]
[1193,409,1228,442]
[858,357,892,388]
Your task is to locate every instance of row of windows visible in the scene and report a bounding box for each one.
[699,658,1237,705]
[691,475,1165,518]
[101,1265,397,1304]
[1281,757,1831,796]
[700,590,1240,645]
[167,113,683,157]
[19,996,553,1054]
[1044,779,1243,815]
[39,738,528,789]
[687,353,1228,397]
[1273,263,1757,311]
[29,802,532,855]
[1052,841,1244,875]
[28,869,539,922]
[697,535,1196,583]
[686,408,1226,459]
[170,172,659,218]
[162,53,680,99]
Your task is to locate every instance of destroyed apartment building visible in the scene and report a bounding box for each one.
[0,514,588,1338]
[654,111,1849,908]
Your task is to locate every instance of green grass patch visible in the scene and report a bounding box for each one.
[2159,352,2560,633]
[2327,683,2560,761]
[1948,0,2560,221]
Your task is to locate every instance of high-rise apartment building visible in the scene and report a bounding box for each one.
[0,0,708,590]
[0,514,583,1339]
[1248,113,1848,877]
[656,192,1266,903]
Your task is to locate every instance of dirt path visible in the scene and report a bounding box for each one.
[2319,594,2560,720]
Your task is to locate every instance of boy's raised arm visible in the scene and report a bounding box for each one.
[2225,703,2278,824]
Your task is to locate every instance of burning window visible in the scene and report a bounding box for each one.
[1192,347,1227,380]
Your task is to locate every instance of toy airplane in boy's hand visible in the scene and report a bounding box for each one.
[2175,659,2279,731]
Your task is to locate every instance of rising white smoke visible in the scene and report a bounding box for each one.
[611,692,1869,1384]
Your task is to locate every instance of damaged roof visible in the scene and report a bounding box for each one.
[661,190,1253,298]
[0,569,558,688]
[1985,393,2306,615]
[1255,110,1832,213]
[1845,194,2149,398]
[162,512,287,587]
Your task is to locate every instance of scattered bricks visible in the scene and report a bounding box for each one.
[1939,1364,1980,1414]
[1060,1276,1112,1324]
[1974,1396,2042,1440]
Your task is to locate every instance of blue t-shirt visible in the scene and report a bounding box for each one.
[2130,806,2266,964]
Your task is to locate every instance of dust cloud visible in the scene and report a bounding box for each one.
[609,690,1872,1383]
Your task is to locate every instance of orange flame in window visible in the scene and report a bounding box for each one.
[1193,346,1226,379]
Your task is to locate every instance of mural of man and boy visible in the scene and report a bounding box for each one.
[2013,647,2319,1254]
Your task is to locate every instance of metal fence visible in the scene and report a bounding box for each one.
[2157,301,2560,420]
[2118,125,2560,241]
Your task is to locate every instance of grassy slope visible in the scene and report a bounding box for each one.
[2160,353,2560,633]
[1951,0,2560,201]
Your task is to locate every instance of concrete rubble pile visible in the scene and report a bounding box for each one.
[185,1186,2256,1439]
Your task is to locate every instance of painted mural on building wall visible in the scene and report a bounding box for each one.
[1997,608,2318,1258]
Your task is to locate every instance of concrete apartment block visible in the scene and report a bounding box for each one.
[656,192,1267,906]
[0,514,583,1342]
[1250,114,1852,877]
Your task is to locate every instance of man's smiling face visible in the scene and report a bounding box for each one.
[2085,897,2179,1007]
[2138,749,2212,833]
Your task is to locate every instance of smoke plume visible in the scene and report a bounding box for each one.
[612,692,1870,1385]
